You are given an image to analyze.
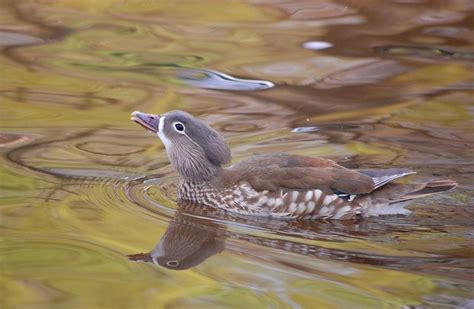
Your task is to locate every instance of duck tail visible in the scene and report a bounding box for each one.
[357,177,457,217]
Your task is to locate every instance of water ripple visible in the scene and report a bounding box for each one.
[176,67,274,91]
[374,45,474,61]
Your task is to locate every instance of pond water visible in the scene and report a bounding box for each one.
[1,1,473,308]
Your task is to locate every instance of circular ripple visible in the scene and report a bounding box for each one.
[75,141,144,156]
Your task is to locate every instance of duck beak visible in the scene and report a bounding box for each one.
[131,111,161,133]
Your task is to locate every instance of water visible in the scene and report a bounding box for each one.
[1,1,473,308]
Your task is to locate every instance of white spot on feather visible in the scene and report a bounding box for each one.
[305,191,313,201]
[320,205,336,218]
[323,194,338,205]
[334,206,352,219]
[274,198,283,208]
[297,202,306,215]
[306,201,315,214]
[314,189,322,200]
[291,191,299,202]
[258,196,268,205]
[289,202,297,213]
[266,198,275,207]
[319,206,330,216]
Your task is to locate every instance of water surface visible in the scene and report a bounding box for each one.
[1,1,473,308]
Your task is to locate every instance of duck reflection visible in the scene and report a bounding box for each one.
[128,203,448,273]
[128,206,225,270]
[127,203,373,271]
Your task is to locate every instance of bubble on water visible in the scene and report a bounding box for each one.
[302,41,333,50]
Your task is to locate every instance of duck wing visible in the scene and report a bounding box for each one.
[229,153,375,195]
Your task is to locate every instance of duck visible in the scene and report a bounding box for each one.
[131,110,456,220]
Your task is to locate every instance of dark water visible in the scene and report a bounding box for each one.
[1,1,473,308]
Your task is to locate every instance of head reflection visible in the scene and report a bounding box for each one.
[128,205,225,270]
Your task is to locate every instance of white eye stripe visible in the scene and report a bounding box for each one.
[157,116,172,149]
[159,116,165,133]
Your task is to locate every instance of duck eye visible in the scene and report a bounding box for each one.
[166,260,179,267]
[174,122,185,132]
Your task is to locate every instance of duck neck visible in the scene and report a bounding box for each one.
[168,144,223,183]
[177,162,222,183]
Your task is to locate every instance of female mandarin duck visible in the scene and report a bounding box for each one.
[131,110,456,220]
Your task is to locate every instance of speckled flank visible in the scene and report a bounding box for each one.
[178,181,361,220]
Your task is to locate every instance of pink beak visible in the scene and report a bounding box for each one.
[131,111,161,133]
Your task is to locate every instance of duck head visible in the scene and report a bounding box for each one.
[131,110,231,182]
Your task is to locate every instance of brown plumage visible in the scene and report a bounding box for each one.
[131,110,457,220]
[226,153,374,194]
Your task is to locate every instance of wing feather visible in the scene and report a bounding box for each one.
[229,153,375,194]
